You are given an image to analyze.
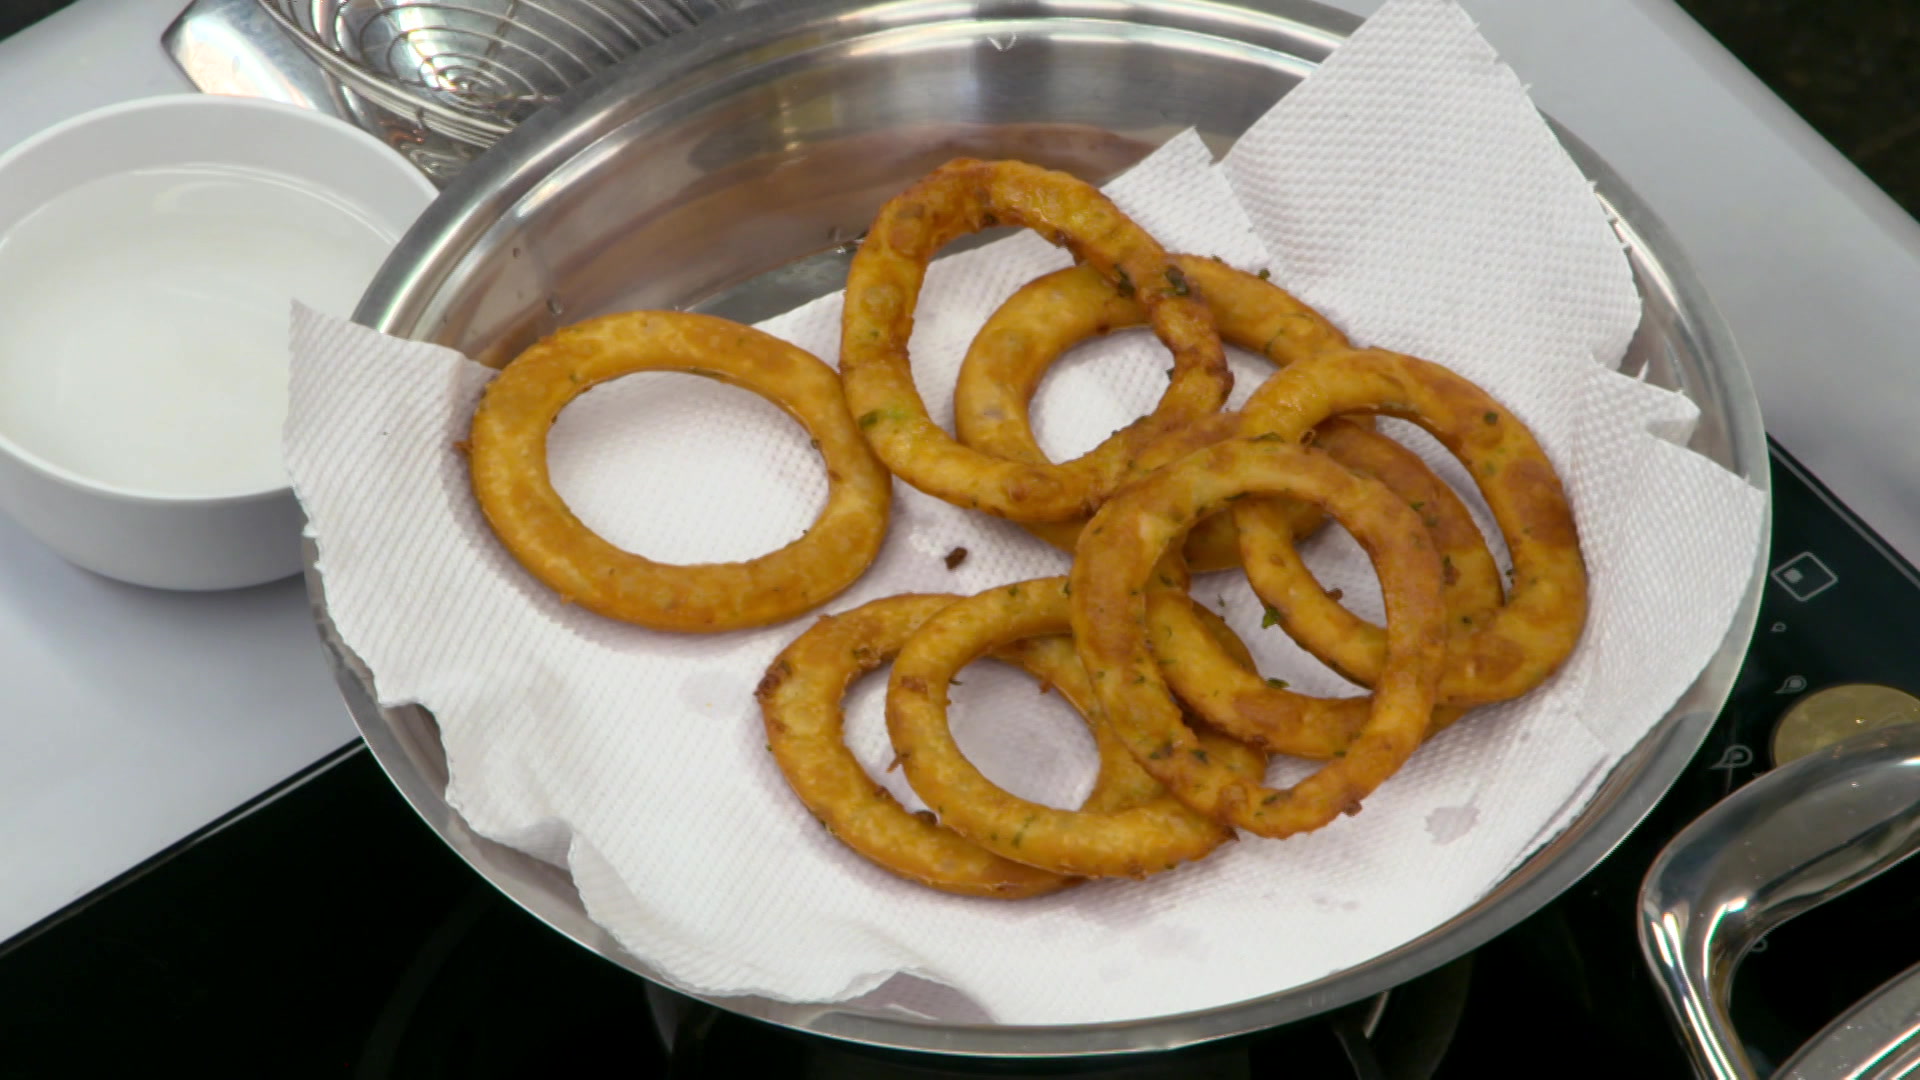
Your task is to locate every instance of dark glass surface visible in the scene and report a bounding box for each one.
[1677,0,1920,219]
[0,747,669,1078]
[3,441,1917,1079]
[0,0,75,40]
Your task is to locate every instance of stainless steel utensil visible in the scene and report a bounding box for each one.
[318,0,1771,1057]
[248,0,732,166]
[1641,723,1920,1079]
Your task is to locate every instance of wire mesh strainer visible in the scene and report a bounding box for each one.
[255,0,732,152]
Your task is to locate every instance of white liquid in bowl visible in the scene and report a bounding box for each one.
[0,164,397,498]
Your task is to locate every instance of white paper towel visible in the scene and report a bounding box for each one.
[285,0,1766,1025]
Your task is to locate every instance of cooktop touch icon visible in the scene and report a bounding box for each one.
[1771,552,1838,602]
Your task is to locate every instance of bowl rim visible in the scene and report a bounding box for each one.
[0,93,436,507]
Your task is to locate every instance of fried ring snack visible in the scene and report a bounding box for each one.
[953,257,1346,570]
[469,311,891,633]
[1069,438,1446,838]
[887,577,1264,877]
[840,158,1229,523]
[1149,415,1500,756]
[1232,348,1586,706]
[757,594,1160,898]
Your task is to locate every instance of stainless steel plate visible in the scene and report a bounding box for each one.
[315,0,1770,1058]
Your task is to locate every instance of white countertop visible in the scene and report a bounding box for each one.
[0,0,357,943]
[4,0,1918,944]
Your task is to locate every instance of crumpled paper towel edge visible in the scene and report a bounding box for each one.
[280,0,1766,1022]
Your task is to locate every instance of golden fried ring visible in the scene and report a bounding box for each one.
[1069,438,1446,838]
[469,311,891,633]
[1149,415,1502,756]
[887,577,1265,877]
[1136,418,1497,757]
[955,257,1346,569]
[757,595,1159,898]
[840,158,1229,523]
[1233,348,1586,706]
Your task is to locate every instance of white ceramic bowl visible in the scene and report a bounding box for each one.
[0,95,436,591]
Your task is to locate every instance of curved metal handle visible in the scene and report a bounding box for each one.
[1639,723,1920,1079]
[1774,959,1920,1080]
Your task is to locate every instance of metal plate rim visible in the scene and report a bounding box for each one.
[319,0,1771,1057]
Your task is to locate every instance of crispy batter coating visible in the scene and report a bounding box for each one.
[758,594,1183,897]
[1147,415,1500,755]
[1070,438,1446,838]
[840,159,1228,522]
[1236,348,1586,706]
[885,578,1264,878]
[956,257,1344,568]
[469,311,891,633]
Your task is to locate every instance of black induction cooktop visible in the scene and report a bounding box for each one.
[2,437,1914,1079]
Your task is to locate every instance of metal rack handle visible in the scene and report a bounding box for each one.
[252,0,735,149]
